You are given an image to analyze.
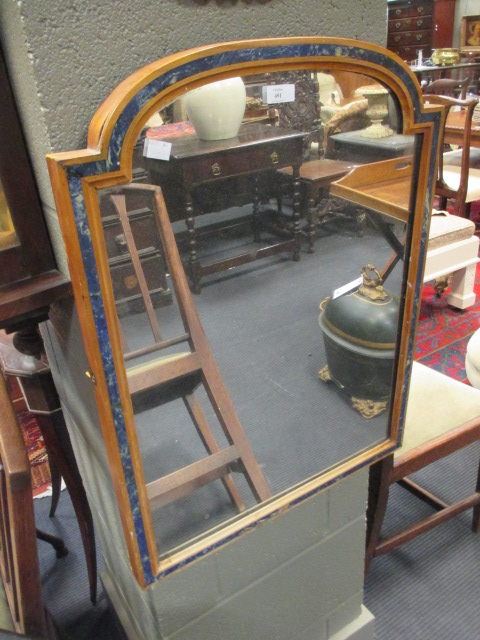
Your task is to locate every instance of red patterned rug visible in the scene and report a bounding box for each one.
[18,410,52,498]
[415,263,480,383]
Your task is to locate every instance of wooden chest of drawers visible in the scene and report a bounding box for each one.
[99,190,172,317]
[387,0,456,63]
[387,0,434,61]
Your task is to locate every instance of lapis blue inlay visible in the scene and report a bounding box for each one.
[64,40,440,584]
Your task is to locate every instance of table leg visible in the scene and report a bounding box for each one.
[252,176,261,243]
[292,165,301,262]
[185,191,201,294]
[305,184,316,254]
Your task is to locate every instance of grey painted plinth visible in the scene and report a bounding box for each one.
[42,304,374,640]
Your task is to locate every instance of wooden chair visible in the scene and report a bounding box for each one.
[0,372,59,638]
[380,95,480,307]
[365,362,480,574]
[273,71,365,251]
[424,94,480,218]
[107,184,271,514]
[422,77,469,100]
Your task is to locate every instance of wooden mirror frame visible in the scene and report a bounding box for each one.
[47,37,442,588]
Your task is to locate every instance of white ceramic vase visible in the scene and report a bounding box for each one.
[183,77,246,141]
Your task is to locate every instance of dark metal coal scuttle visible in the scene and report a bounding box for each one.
[318,264,399,418]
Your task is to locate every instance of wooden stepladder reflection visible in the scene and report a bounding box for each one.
[108,185,271,514]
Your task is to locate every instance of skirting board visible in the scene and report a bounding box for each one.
[329,606,375,640]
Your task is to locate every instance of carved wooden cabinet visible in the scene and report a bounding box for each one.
[0,45,71,331]
[387,0,457,62]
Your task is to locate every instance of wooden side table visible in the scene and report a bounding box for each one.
[0,329,97,604]
[329,130,415,164]
[146,123,305,292]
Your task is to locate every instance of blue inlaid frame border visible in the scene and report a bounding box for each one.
[47,37,442,587]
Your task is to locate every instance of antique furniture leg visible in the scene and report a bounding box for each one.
[0,327,97,604]
[292,164,302,262]
[35,528,68,558]
[306,190,316,254]
[48,454,62,517]
[365,455,393,574]
[185,191,201,294]
[252,176,261,243]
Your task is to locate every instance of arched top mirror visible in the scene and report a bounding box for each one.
[47,37,441,588]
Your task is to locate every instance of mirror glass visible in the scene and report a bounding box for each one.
[97,67,417,555]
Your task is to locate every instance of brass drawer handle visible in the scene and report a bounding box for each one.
[417,19,424,27]
[115,233,128,253]
[416,34,423,41]
[271,151,279,165]
[212,162,221,176]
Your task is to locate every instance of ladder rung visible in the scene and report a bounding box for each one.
[146,445,240,511]
[127,352,201,395]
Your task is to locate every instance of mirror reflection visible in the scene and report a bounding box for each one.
[97,68,416,554]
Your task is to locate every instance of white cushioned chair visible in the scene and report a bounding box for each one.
[424,210,479,309]
[365,361,480,573]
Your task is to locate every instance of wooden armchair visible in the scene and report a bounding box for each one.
[424,94,480,218]
[365,362,480,574]
[273,72,365,251]
[422,77,469,100]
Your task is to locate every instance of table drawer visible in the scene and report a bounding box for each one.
[102,208,161,259]
[110,249,171,316]
[388,29,431,47]
[390,45,431,61]
[182,138,304,186]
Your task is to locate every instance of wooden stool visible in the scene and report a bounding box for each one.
[0,329,97,604]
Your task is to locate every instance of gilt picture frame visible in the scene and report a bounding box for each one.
[461,14,480,54]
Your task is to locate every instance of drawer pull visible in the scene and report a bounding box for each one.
[418,6,424,13]
[416,34,423,41]
[395,35,401,42]
[124,275,138,290]
[212,162,221,176]
[271,151,279,165]
[395,9,401,15]
[416,19,424,27]
[115,233,128,253]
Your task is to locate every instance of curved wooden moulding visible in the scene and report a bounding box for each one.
[47,37,442,587]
